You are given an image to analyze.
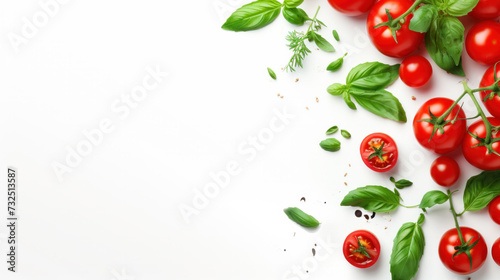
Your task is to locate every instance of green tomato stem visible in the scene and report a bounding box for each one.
[447,190,466,244]
[463,81,494,144]
[306,6,321,34]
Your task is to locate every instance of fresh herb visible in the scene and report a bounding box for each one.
[221,0,283,31]
[284,207,320,228]
[326,53,347,72]
[341,129,351,139]
[325,125,339,135]
[282,7,310,25]
[390,177,413,189]
[332,29,340,41]
[267,67,277,80]
[419,190,449,210]
[462,170,500,213]
[320,138,341,152]
[340,185,401,212]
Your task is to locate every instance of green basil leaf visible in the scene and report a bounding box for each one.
[341,129,351,139]
[425,16,465,76]
[419,190,449,209]
[319,138,341,152]
[390,178,413,189]
[326,53,347,72]
[284,207,320,228]
[346,62,400,90]
[284,0,304,8]
[439,16,464,66]
[463,170,500,212]
[327,83,346,96]
[343,91,357,110]
[221,0,282,32]
[326,125,339,135]
[312,32,335,52]
[445,0,480,16]
[282,7,309,25]
[267,67,277,80]
[349,87,407,122]
[332,29,340,41]
[409,5,438,33]
[390,214,425,280]
[340,185,400,212]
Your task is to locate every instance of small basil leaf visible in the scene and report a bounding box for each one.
[326,126,339,135]
[409,5,438,33]
[346,62,400,90]
[463,170,500,212]
[284,0,304,8]
[312,32,335,52]
[267,67,277,80]
[284,207,320,228]
[393,179,413,189]
[445,0,480,17]
[327,83,346,96]
[332,30,340,41]
[341,129,351,139]
[327,53,347,72]
[282,7,309,25]
[320,138,341,152]
[419,190,449,209]
[439,16,464,66]
[390,215,425,280]
[340,185,401,212]
[221,0,282,32]
[343,91,357,110]
[349,87,407,122]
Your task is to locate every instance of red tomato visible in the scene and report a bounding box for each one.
[462,117,500,171]
[343,230,380,268]
[439,227,487,275]
[413,98,467,154]
[430,156,460,187]
[469,0,500,20]
[400,55,433,88]
[479,64,500,119]
[327,0,376,16]
[465,21,500,65]
[493,238,500,266]
[360,133,398,172]
[490,196,500,225]
[366,0,424,58]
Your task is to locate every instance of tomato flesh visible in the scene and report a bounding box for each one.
[360,133,398,172]
[343,230,380,268]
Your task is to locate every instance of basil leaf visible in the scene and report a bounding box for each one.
[327,83,346,96]
[267,67,277,80]
[425,16,465,76]
[332,29,340,41]
[221,0,282,32]
[445,0,480,17]
[341,129,351,139]
[282,7,309,25]
[284,0,304,8]
[311,32,335,52]
[326,53,347,72]
[343,91,357,110]
[390,214,425,280]
[409,5,438,33]
[439,16,464,66]
[346,62,400,90]
[319,138,341,152]
[419,190,449,209]
[284,207,320,228]
[340,185,401,212]
[390,177,413,189]
[326,125,339,135]
[349,87,407,122]
[463,170,500,212]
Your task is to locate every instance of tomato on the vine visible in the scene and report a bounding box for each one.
[413,98,467,154]
[327,0,376,16]
[492,238,500,266]
[360,133,398,172]
[343,230,380,268]
[400,55,433,88]
[469,0,500,20]
[479,64,500,119]
[430,156,460,187]
[366,0,424,58]
[489,196,500,225]
[466,21,500,65]
[439,227,487,275]
[462,117,500,171]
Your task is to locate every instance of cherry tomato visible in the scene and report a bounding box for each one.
[327,0,376,16]
[479,64,500,119]
[400,55,433,88]
[439,227,487,275]
[413,98,467,154]
[489,196,500,225]
[430,156,460,187]
[360,133,398,172]
[492,238,500,266]
[469,0,500,20]
[462,117,500,171]
[343,230,380,268]
[466,21,500,65]
[366,0,424,58]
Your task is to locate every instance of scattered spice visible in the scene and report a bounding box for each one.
[371,212,376,219]
[305,107,309,110]
[344,182,348,186]
[344,173,347,177]
[284,249,286,251]
[355,210,362,218]
[316,97,319,102]
[412,96,416,100]
[312,248,316,256]
[314,243,317,246]
[277,93,280,97]
[364,214,370,220]
[280,96,284,99]
[385,226,388,230]
[349,163,351,167]
[300,197,306,202]
[295,78,299,82]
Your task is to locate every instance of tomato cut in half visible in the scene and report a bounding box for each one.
[343,230,380,268]
[360,133,398,172]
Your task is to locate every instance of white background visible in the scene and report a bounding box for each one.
[0,0,498,279]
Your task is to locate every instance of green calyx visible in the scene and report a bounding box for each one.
[352,236,371,259]
[467,131,500,156]
[418,105,462,142]
[452,235,481,270]
[368,141,387,161]
[373,9,402,43]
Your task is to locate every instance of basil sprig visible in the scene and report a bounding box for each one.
[463,170,500,213]
[221,0,283,31]
[284,207,320,228]
[390,177,413,189]
[390,214,426,280]
[327,62,406,122]
[340,185,401,212]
